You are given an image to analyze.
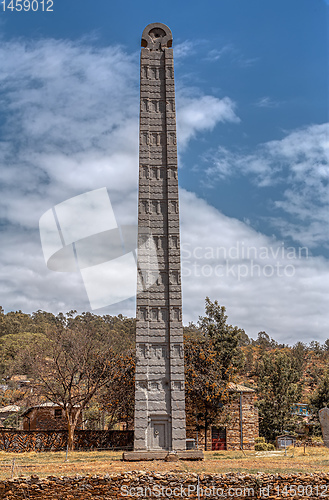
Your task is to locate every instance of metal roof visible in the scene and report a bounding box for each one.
[0,405,21,413]
[227,382,255,393]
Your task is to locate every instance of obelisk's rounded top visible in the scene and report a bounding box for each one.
[141,23,173,50]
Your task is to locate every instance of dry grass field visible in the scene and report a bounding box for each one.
[0,447,328,480]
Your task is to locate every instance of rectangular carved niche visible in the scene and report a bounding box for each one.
[150,344,168,360]
[167,167,177,180]
[170,235,179,248]
[141,165,148,179]
[171,381,183,391]
[137,343,148,359]
[169,200,177,214]
[138,307,148,321]
[171,308,181,321]
[169,271,179,284]
[171,344,183,358]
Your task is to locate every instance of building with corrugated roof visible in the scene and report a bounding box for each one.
[21,402,82,431]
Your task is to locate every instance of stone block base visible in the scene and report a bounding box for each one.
[122,450,204,461]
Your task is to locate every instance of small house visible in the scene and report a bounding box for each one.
[21,402,82,431]
[0,405,21,426]
[276,434,296,449]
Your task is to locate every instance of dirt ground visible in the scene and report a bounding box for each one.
[0,447,328,480]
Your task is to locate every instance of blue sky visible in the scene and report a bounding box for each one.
[0,0,328,343]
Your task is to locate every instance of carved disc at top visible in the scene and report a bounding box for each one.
[141,23,173,50]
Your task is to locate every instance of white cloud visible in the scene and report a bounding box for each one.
[177,96,240,149]
[179,189,329,344]
[174,41,197,60]
[204,123,329,248]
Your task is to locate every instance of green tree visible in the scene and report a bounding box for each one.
[100,350,135,430]
[309,370,329,413]
[198,297,244,381]
[23,323,117,450]
[0,331,49,377]
[257,350,302,441]
[184,334,230,450]
[184,298,244,449]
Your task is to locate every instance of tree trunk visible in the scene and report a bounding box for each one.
[204,408,208,451]
[66,408,81,451]
[67,416,75,451]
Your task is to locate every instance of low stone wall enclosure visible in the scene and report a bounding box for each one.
[1,472,329,499]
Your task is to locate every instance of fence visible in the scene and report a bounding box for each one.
[0,429,133,452]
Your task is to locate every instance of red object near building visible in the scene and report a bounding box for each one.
[212,427,227,450]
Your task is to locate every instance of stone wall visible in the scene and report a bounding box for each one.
[187,393,259,451]
[1,472,328,499]
[0,429,133,452]
[227,393,259,450]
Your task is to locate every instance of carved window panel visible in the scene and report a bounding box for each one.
[168,133,176,145]
[148,270,159,286]
[137,381,148,390]
[141,66,148,79]
[141,99,148,112]
[159,202,166,215]
[151,200,159,214]
[140,200,148,215]
[171,381,182,391]
[149,381,160,391]
[169,200,177,214]
[138,307,148,321]
[150,344,167,359]
[167,167,178,180]
[149,66,158,80]
[171,308,180,321]
[170,235,178,248]
[150,133,158,146]
[149,100,158,113]
[171,344,183,358]
[156,236,167,251]
[149,167,158,180]
[141,166,148,179]
[151,308,159,321]
[140,132,148,146]
[155,100,162,113]
[158,272,167,286]
[137,343,148,358]
[157,236,163,249]
[160,308,168,322]
[166,67,174,79]
[167,100,175,113]
[138,233,149,246]
[169,271,179,284]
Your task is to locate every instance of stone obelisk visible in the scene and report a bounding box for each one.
[131,22,187,458]
[123,22,203,461]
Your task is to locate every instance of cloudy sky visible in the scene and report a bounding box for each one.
[0,0,328,344]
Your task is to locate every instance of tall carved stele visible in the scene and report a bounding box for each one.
[134,22,186,453]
